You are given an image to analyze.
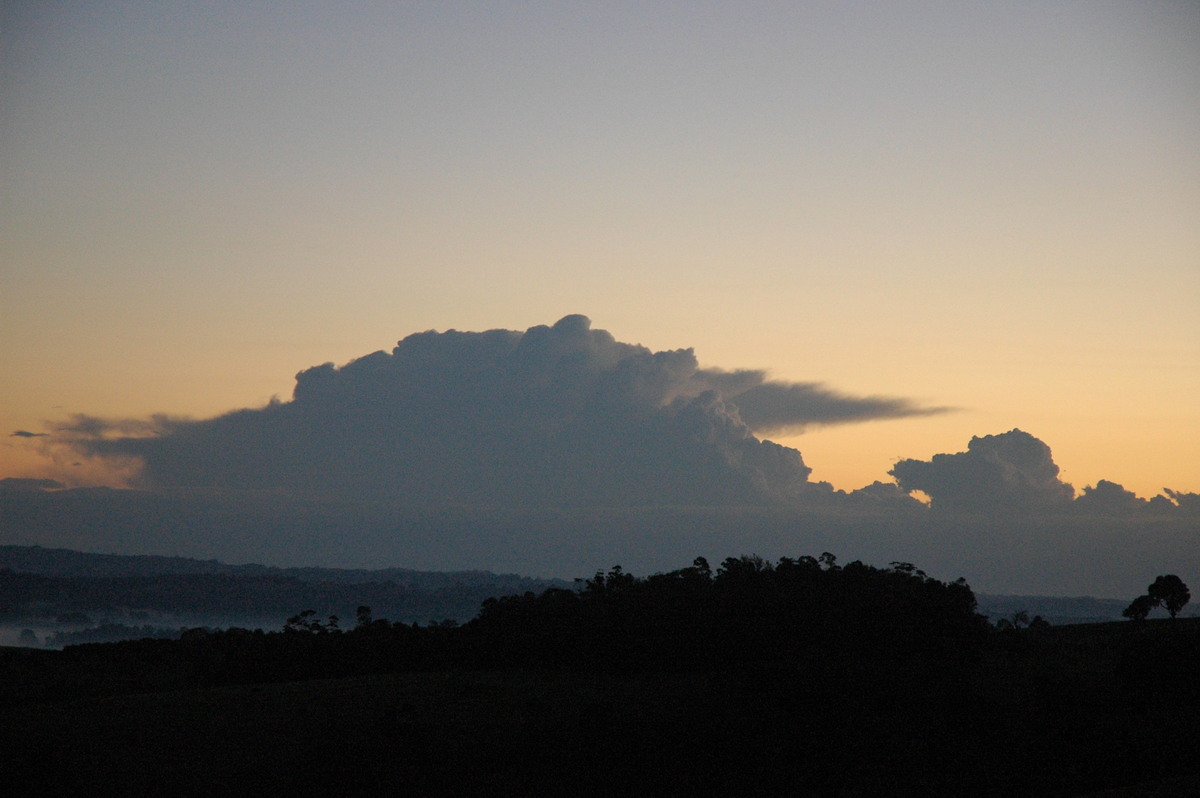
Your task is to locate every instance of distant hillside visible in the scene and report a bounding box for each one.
[976,592,1199,625]
[975,593,1128,624]
[0,545,571,636]
[0,544,569,592]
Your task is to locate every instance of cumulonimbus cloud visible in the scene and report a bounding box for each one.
[61,315,944,506]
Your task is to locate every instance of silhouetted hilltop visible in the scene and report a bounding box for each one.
[0,544,562,590]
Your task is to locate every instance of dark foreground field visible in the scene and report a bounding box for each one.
[4,556,1199,796]
[3,622,1200,796]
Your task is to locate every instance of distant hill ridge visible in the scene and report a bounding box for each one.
[973,593,1131,625]
[0,545,575,632]
[0,544,569,592]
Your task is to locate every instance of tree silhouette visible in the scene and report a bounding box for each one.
[996,610,1030,631]
[1147,575,1190,619]
[472,553,987,673]
[1124,575,1190,621]
[1122,595,1155,622]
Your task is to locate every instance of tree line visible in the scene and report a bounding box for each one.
[31,554,988,690]
[1123,574,1191,621]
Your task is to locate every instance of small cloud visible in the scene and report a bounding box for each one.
[889,429,1075,513]
[1073,480,1145,515]
[1162,488,1200,516]
[56,414,168,438]
[848,480,925,508]
[11,430,48,438]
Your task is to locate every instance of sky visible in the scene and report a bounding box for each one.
[2,1,1198,508]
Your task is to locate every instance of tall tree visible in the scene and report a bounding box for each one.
[1146,575,1191,620]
